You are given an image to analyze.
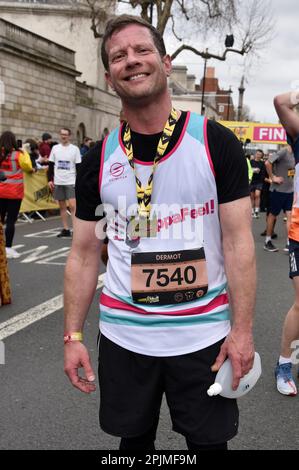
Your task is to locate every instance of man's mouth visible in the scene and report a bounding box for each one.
[125,73,148,81]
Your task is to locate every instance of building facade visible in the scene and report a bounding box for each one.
[170,65,220,120]
[196,67,235,121]
[0,0,121,142]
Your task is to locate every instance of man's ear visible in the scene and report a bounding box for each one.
[163,54,172,77]
[105,71,114,91]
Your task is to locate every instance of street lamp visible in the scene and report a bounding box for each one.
[201,49,208,115]
[201,35,234,116]
[226,86,232,120]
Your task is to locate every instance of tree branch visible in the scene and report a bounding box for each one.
[86,0,105,38]
[170,14,182,41]
[199,0,221,19]
[175,0,190,20]
[157,0,174,35]
[170,43,252,61]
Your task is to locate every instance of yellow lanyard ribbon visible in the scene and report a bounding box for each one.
[123,108,178,219]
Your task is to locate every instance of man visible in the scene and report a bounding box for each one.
[64,15,255,451]
[48,128,81,238]
[250,149,265,218]
[263,144,295,252]
[80,137,93,157]
[39,132,52,160]
[273,91,299,396]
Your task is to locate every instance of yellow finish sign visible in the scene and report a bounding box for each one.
[220,120,287,145]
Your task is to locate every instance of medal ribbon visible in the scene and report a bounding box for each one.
[123,108,178,219]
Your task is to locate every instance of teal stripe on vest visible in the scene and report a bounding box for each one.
[107,282,227,309]
[186,113,205,144]
[104,127,120,162]
[99,308,230,327]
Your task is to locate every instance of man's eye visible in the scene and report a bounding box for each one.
[112,54,124,62]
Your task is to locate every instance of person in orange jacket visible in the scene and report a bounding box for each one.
[0,131,33,258]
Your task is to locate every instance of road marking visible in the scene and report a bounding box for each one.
[7,245,71,265]
[24,228,64,238]
[0,274,105,341]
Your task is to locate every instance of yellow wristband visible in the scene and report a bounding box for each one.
[64,332,83,344]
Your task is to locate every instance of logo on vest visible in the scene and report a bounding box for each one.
[110,163,125,178]
[138,295,160,304]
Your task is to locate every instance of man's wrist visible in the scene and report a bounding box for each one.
[64,332,83,344]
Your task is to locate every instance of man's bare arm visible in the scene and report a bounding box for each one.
[274,92,299,139]
[64,216,103,394]
[212,197,256,389]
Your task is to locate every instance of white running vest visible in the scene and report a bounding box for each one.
[99,113,231,356]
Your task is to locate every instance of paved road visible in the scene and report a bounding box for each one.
[0,214,298,450]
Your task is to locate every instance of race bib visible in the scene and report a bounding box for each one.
[57,160,71,170]
[288,168,295,178]
[131,248,208,306]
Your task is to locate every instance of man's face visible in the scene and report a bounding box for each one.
[255,151,263,160]
[60,130,70,145]
[105,24,171,105]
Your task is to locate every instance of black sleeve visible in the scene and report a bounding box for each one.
[48,161,54,182]
[207,120,250,204]
[75,142,103,221]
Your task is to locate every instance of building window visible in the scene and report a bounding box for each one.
[218,104,224,113]
[77,122,86,146]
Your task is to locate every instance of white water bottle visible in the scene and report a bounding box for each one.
[207,352,262,399]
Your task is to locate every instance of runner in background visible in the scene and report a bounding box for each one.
[273,91,299,396]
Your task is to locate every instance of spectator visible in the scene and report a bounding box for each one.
[80,137,93,156]
[39,133,52,160]
[0,131,33,258]
[48,127,81,238]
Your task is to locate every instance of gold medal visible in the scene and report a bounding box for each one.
[123,109,178,222]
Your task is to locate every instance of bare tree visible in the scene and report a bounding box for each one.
[78,0,273,62]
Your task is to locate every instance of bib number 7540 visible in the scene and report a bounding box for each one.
[143,266,196,288]
[131,248,208,305]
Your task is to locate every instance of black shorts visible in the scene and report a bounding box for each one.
[289,238,299,278]
[98,335,239,445]
[250,183,263,192]
[269,190,293,216]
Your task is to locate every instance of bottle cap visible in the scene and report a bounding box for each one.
[207,383,223,396]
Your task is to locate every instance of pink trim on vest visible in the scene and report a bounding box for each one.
[100,292,228,316]
[99,135,108,195]
[118,112,191,166]
[203,117,216,177]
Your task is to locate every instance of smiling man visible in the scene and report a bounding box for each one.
[64,15,256,451]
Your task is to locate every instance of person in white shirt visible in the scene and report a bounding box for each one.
[48,128,81,238]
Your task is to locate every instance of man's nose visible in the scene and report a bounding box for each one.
[125,49,141,67]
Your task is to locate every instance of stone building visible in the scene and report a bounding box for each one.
[0,0,120,143]
[170,65,220,120]
[0,18,79,140]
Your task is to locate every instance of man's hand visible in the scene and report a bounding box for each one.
[64,341,96,394]
[211,330,255,390]
[272,175,284,185]
[48,181,54,192]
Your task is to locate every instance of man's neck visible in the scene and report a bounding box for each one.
[123,98,178,134]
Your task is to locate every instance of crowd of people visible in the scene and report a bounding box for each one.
[248,147,295,253]
[0,12,298,450]
[0,128,106,258]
